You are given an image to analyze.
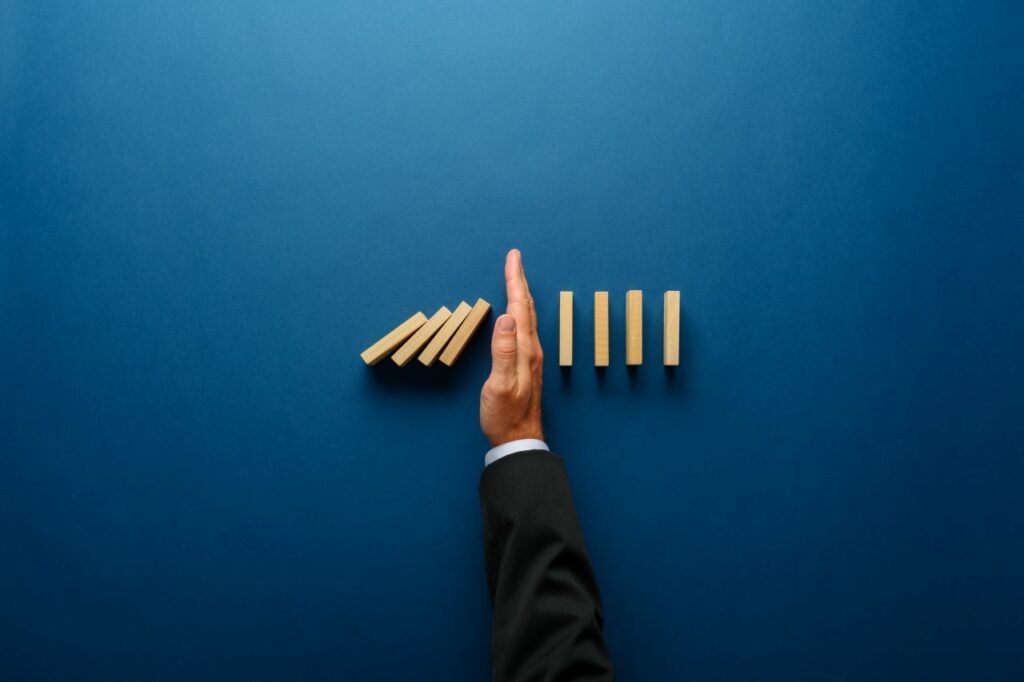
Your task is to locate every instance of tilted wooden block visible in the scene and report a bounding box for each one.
[439,298,491,367]
[559,291,573,366]
[594,291,609,367]
[664,290,680,366]
[418,301,472,366]
[360,311,428,366]
[626,290,643,365]
[391,305,452,367]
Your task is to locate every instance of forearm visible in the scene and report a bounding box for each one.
[480,450,613,682]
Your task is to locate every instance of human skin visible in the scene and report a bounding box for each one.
[479,249,545,446]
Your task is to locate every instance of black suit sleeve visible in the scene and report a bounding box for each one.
[479,449,614,682]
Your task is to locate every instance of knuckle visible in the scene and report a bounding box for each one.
[484,375,512,396]
[495,344,517,361]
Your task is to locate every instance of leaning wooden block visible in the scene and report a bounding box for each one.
[594,291,609,367]
[439,298,491,367]
[559,291,573,367]
[626,289,643,365]
[418,301,472,366]
[664,290,680,366]
[391,306,452,366]
[360,311,428,366]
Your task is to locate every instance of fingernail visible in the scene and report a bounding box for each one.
[497,315,516,333]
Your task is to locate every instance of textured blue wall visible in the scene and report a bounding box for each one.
[2,2,1022,679]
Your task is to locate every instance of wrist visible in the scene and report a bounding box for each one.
[488,427,544,448]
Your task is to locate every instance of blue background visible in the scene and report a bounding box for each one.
[2,1,1022,680]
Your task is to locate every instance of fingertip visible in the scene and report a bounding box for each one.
[508,249,523,274]
[496,314,516,333]
[491,314,519,370]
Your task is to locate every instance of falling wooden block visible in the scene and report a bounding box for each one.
[594,291,609,367]
[418,301,472,366]
[559,291,573,366]
[391,306,452,366]
[439,298,491,367]
[664,290,680,366]
[626,290,643,365]
[360,311,428,366]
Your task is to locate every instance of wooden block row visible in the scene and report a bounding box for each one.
[360,298,491,367]
[558,290,680,367]
[365,290,677,368]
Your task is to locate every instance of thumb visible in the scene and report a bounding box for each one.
[489,314,518,386]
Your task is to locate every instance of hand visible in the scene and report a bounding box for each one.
[480,249,545,446]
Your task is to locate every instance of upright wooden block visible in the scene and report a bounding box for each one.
[418,301,472,366]
[559,291,573,366]
[439,298,491,367]
[626,290,643,365]
[391,306,452,366]
[360,311,428,366]
[664,290,680,366]
[594,291,609,367]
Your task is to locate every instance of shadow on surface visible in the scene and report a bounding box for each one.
[362,356,477,397]
[361,324,494,396]
[559,365,572,394]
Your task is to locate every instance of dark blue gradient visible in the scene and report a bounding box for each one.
[2,2,1022,679]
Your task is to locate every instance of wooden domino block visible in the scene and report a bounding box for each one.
[360,311,428,365]
[559,291,573,366]
[626,290,643,365]
[439,298,491,367]
[391,306,452,366]
[594,291,609,367]
[418,301,472,366]
[664,290,680,366]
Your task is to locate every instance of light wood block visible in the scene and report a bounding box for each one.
[626,290,643,365]
[594,291,609,367]
[391,306,452,366]
[664,290,680,366]
[439,298,491,367]
[360,311,428,366]
[559,291,573,366]
[418,301,472,366]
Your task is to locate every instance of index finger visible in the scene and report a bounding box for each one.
[504,248,537,333]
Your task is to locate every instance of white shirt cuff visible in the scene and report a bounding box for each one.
[484,439,549,467]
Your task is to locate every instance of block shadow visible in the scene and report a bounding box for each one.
[362,328,493,397]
